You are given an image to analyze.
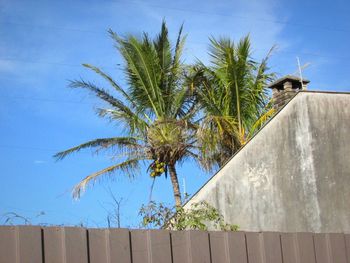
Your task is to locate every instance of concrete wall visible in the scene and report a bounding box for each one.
[185,92,350,232]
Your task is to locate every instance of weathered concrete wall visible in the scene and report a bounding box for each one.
[185,92,350,232]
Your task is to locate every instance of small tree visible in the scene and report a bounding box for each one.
[139,200,238,231]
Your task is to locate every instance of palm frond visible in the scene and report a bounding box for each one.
[54,137,141,160]
[154,20,174,116]
[82,63,136,107]
[96,108,149,135]
[72,158,140,199]
[172,23,185,73]
[248,107,276,139]
[168,23,186,89]
[112,32,163,117]
[69,79,151,132]
[69,80,130,112]
[154,20,172,77]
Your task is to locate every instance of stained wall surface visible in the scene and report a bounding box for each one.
[185,92,350,232]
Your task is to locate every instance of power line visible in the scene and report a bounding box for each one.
[2,0,349,34]
[0,144,113,155]
[0,58,85,68]
[0,21,103,34]
[115,0,350,34]
[0,58,122,69]
[186,44,350,61]
[0,95,93,105]
[0,144,59,152]
[0,94,126,107]
[1,45,349,71]
[0,13,348,63]
[1,17,349,64]
[273,49,348,61]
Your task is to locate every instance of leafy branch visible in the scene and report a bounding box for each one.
[139,200,238,231]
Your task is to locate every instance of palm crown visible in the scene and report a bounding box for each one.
[54,21,199,207]
[191,36,275,166]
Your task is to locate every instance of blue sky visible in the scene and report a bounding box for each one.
[0,0,349,227]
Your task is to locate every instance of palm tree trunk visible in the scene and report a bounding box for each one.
[168,164,182,208]
[234,78,242,136]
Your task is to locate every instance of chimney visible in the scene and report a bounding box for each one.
[267,75,310,110]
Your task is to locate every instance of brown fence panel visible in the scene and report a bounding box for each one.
[281,232,316,263]
[314,233,348,263]
[227,232,248,263]
[246,232,283,263]
[109,228,131,263]
[281,233,298,263]
[2,226,350,263]
[0,226,17,263]
[281,232,317,263]
[297,233,316,263]
[171,230,211,263]
[43,227,65,263]
[314,233,330,263]
[18,226,43,263]
[171,231,190,263]
[209,231,248,263]
[130,230,150,263]
[328,233,347,263]
[149,230,172,263]
[209,231,228,263]
[189,230,211,263]
[246,232,263,263]
[261,232,283,263]
[88,228,109,263]
[345,234,350,262]
[64,227,88,263]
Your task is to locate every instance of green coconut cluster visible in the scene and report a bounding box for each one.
[150,160,165,178]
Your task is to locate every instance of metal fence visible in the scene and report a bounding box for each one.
[1,226,350,263]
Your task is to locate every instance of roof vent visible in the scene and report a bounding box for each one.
[268,75,310,109]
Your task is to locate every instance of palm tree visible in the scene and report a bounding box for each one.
[190,35,275,166]
[54,21,200,207]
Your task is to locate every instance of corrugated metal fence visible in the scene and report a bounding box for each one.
[1,226,350,263]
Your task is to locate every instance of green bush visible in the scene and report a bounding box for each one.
[139,200,238,231]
